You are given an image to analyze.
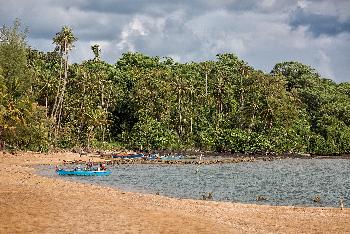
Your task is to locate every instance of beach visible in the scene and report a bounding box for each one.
[0,151,349,233]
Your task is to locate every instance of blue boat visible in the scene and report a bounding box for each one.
[142,153,159,160]
[56,169,111,176]
[112,153,144,159]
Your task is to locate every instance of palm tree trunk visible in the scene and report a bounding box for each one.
[190,89,193,133]
[56,41,68,135]
[205,72,208,97]
[178,89,182,134]
[51,55,63,120]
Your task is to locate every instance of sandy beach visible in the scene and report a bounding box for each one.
[0,151,349,233]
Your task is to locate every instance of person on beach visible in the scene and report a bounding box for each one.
[99,163,106,171]
[86,160,93,170]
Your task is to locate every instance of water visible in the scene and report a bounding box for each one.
[38,159,350,207]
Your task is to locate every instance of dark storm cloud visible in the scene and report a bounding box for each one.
[75,0,284,18]
[290,7,350,37]
[78,0,184,15]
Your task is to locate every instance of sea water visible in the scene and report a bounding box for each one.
[38,159,350,207]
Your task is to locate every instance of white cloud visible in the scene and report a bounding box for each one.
[117,17,146,51]
[260,0,276,9]
[116,15,168,52]
[314,50,334,79]
[1,0,349,82]
[297,0,309,9]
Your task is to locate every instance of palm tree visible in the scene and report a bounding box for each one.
[51,26,77,138]
[91,44,101,61]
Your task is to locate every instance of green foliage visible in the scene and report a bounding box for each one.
[1,98,49,151]
[1,20,350,155]
[65,60,114,147]
[90,140,124,151]
[0,19,30,99]
[52,26,77,54]
[0,20,48,151]
[127,115,177,150]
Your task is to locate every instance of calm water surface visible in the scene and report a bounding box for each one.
[38,159,350,207]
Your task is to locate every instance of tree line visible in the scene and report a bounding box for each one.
[1,20,350,155]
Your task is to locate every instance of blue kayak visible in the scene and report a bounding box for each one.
[57,169,111,176]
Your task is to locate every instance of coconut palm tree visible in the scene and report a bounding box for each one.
[51,26,77,137]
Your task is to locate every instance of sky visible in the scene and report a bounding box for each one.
[1,0,349,82]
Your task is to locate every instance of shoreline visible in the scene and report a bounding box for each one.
[1,151,349,233]
[92,153,350,166]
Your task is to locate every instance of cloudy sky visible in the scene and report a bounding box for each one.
[1,0,349,82]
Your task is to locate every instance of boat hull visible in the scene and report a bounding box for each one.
[57,169,111,176]
[112,153,144,159]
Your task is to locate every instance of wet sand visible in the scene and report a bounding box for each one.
[0,151,349,233]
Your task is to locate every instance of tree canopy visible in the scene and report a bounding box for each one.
[1,20,350,155]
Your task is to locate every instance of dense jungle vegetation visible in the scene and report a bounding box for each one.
[1,20,350,155]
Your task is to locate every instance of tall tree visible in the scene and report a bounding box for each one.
[91,44,101,61]
[0,20,48,151]
[51,26,77,138]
